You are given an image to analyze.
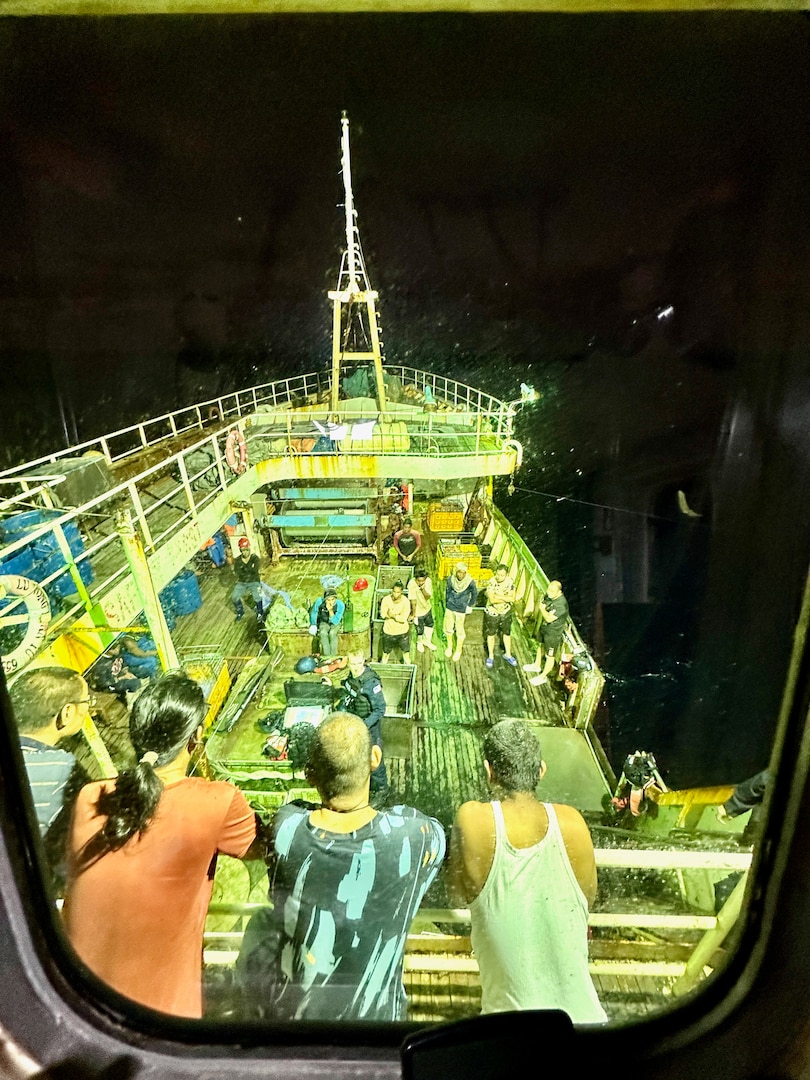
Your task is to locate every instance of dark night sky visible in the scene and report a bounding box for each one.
[2,11,810,783]
[1,12,806,442]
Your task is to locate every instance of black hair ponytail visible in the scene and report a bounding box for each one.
[77,672,205,868]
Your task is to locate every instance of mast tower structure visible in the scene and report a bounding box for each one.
[328,113,388,414]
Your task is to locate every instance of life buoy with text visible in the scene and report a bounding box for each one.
[225,429,247,475]
[0,575,51,675]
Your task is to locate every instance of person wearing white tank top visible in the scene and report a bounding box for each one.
[446,719,607,1024]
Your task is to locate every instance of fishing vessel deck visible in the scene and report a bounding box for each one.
[0,113,757,1030]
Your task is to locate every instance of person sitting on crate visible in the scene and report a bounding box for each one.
[408,567,437,652]
[309,587,345,657]
[484,564,518,670]
[379,580,412,664]
[392,516,421,566]
[443,561,478,663]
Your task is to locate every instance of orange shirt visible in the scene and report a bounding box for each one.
[64,777,255,1018]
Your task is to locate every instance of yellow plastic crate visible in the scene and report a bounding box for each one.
[427,509,465,532]
[437,552,482,579]
[472,567,494,584]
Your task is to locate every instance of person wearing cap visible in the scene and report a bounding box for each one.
[309,588,345,656]
[444,562,478,662]
[230,537,265,622]
[408,567,437,652]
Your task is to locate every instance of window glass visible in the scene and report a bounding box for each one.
[1,8,808,1035]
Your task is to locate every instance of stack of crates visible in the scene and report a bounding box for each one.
[436,536,481,580]
[426,501,465,533]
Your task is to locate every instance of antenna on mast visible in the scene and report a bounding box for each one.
[329,112,387,414]
[340,111,360,295]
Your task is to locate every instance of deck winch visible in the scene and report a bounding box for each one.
[254,485,380,554]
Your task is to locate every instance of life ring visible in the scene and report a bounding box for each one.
[0,575,51,675]
[225,429,247,475]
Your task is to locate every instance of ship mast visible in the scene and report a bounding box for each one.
[328,112,387,413]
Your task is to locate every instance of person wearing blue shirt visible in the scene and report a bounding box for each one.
[235,712,445,1021]
[444,561,478,662]
[309,588,345,656]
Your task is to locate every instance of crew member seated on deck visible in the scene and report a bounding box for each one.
[118,633,160,682]
[87,642,144,705]
[322,650,389,806]
[235,712,445,1022]
[446,719,607,1024]
[230,536,265,622]
[379,580,412,663]
[484,563,518,670]
[523,579,569,685]
[309,588,345,657]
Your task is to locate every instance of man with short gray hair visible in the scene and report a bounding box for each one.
[447,719,606,1023]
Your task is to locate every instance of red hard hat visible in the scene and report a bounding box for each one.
[238,537,250,549]
[352,577,369,592]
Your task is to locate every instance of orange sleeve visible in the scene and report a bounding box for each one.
[217,785,257,858]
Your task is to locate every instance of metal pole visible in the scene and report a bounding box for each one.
[115,509,179,670]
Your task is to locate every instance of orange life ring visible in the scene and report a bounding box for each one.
[225,429,247,475]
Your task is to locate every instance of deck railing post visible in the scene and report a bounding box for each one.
[176,455,198,526]
[115,509,179,671]
[127,481,155,551]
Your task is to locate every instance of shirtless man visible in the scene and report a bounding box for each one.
[446,719,606,1023]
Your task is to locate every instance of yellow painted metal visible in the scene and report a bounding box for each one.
[115,510,179,671]
[204,661,232,729]
[35,631,102,673]
[671,871,748,997]
[81,714,117,779]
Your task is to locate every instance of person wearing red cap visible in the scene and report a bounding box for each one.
[230,537,264,621]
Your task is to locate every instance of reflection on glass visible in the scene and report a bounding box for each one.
[1,10,808,1030]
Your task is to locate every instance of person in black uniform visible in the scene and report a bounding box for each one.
[230,537,264,621]
[523,580,569,686]
[323,650,389,806]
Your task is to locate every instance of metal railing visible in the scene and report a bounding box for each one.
[0,368,515,481]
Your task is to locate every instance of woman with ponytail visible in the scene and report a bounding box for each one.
[63,671,256,1017]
